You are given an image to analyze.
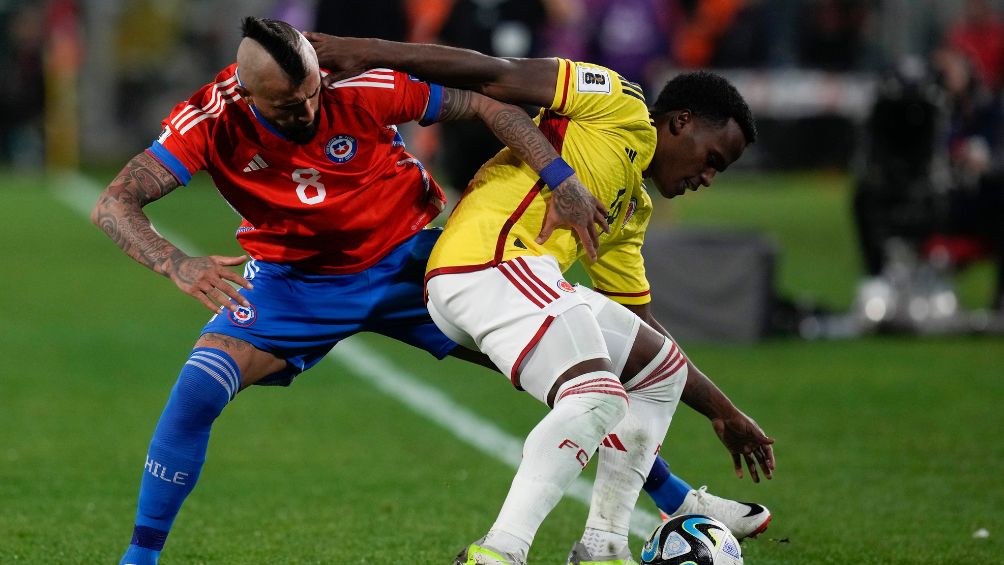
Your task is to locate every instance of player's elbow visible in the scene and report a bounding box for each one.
[90,197,102,227]
[90,191,114,230]
[482,95,520,118]
[469,93,513,124]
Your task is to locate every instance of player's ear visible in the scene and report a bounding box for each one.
[668,110,691,135]
[235,84,251,101]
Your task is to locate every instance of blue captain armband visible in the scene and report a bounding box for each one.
[419,83,445,126]
[148,141,193,185]
[540,157,575,191]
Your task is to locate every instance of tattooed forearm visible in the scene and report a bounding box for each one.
[440,88,560,172]
[438,87,476,122]
[91,152,188,278]
[487,107,559,172]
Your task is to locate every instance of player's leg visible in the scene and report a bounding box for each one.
[119,259,343,565]
[642,456,694,518]
[427,257,627,564]
[119,334,285,565]
[435,332,700,522]
[579,291,771,546]
[438,322,703,522]
[570,291,687,562]
[469,308,627,565]
[416,296,760,541]
[431,309,704,529]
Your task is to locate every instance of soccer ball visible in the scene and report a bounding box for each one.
[639,514,743,565]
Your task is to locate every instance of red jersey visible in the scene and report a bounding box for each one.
[148,63,446,274]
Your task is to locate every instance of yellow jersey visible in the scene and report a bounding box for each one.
[426,58,657,305]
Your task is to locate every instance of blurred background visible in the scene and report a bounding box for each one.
[2,2,1003,563]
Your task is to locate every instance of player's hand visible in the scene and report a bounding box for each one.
[710,409,775,483]
[536,175,610,262]
[169,254,254,314]
[303,32,368,86]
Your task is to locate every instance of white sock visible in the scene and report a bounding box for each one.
[585,357,686,538]
[585,409,657,537]
[489,381,627,556]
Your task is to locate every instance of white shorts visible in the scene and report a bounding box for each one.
[426,255,642,403]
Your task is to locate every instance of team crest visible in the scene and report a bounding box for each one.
[325,134,357,163]
[557,279,576,293]
[229,304,257,327]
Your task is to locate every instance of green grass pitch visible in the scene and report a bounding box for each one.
[1,169,1002,563]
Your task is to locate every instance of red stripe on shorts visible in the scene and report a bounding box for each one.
[510,315,555,390]
[506,259,558,304]
[498,262,548,308]
[513,256,560,300]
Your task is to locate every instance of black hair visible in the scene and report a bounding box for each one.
[651,71,758,144]
[241,16,308,86]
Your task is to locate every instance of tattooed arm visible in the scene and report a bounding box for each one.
[626,302,776,482]
[91,152,253,313]
[438,87,610,261]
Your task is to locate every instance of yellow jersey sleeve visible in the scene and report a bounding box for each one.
[584,189,653,305]
[549,58,650,126]
[425,58,658,281]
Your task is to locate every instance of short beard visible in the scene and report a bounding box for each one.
[284,122,317,144]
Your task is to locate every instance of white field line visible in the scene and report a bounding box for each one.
[52,171,661,539]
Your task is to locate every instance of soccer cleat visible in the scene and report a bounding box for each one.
[671,485,772,540]
[566,541,638,565]
[453,537,526,565]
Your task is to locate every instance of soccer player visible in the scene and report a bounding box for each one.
[93,17,608,565]
[307,36,776,565]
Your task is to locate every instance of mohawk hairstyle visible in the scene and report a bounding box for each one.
[651,71,758,144]
[241,16,308,86]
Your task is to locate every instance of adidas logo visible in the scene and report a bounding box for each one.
[242,154,269,172]
[600,433,627,451]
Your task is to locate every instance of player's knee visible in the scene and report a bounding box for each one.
[624,338,688,403]
[195,333,282,388]
[553,371,629,431]
[598,388,629,427]
[162,348,242,428]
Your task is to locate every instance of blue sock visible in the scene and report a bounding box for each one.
[120,348,240,565]
[643,456,694,515]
